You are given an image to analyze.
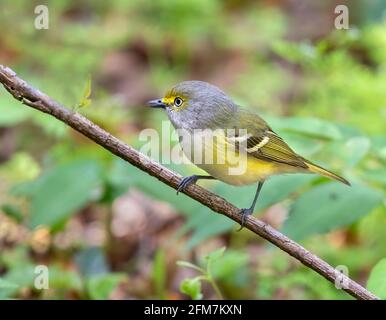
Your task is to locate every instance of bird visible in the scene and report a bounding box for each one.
[148,81,349,229]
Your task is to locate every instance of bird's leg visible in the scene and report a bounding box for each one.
[237,180,265,231]
[177,175,216,194]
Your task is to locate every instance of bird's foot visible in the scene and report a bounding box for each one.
[177,175,198,195]
[237,207,253,231]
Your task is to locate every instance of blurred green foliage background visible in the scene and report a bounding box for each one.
[0,0,385,300]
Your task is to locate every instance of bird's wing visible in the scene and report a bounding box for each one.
[226,111,307,169]
[244,130,307,168]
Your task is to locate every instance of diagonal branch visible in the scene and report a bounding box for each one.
[0,65,378,300]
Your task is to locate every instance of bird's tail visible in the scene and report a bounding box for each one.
[304,160,350,186]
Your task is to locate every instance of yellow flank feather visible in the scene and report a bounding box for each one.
[179,130,305,185]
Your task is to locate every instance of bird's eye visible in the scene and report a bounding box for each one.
[174,97,183,107]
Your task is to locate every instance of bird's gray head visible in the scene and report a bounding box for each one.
[147,81,237,130]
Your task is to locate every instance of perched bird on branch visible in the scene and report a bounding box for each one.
[148,81,349,228]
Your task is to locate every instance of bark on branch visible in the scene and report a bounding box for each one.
[0,65,378,300]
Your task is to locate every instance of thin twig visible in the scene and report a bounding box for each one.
[0,65,379,300]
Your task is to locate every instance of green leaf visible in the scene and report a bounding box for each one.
[180,277,203,300]
[176,261,205,273]
[0,152,40,182]
[31,112,67,137]
[10,180,39,198]
[0,95,31,126]
[1,204,24,223]
[272,40,317,64]
[340,137,371,167]
[86,274,125,300]
[367,258,386,299]
[152,249,166,299]
[370,136,386,160]
[212,250,249,287]
[0,278,19,289]
[282,182,383,240]
[204,247,226,262]
[76,75,92,109]
[0,247,30,269]
[47,266,83,292]
[28,160,102,229]
[363,169,386,187]
[266,116,343,140]
[212,250,248,280]
[0,263,35,299]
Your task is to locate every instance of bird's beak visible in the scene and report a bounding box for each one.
[147,99,166,109]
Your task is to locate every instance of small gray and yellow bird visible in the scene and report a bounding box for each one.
[148,81,349,228]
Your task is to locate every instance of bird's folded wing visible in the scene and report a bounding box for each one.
[227,130,307,168]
